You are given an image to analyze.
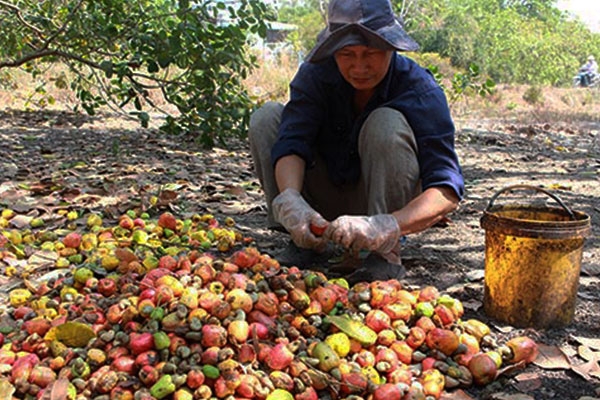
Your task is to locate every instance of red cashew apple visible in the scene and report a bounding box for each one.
[309,221,328,236]
[506,336,539,364]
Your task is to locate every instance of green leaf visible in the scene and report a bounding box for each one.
[147,60,159,73]
[45,322,97,348]
[157,54,171,69]
[99,60,114,78]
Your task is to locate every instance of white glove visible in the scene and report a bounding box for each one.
[272,188,328,250]
[324,214,401,262]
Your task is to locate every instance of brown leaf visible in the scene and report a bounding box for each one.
[23,278,39,294]
[572,336,600,351]
[498,360,528,376]
[578,345,600,362]
[59,187,82,201]
[8,214,33,229]
[157,189,178,206]
[560,344,579,358]
[29,269,69,290]
[28,181,56,196]
[488,393,535,400]
[581,263,600,277]
[70,193,103,206]
[461,299,483,311]
[512,372,542,392]
[28,250,59,267]
[533,344,571,370]
[226,185,248,198]
[494,323,515,334]
[571,359,600,381]
[578,291,599,301]
[440,389,475,400]
[218,200,257,215]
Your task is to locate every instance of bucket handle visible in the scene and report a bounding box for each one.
[486,184,576,220]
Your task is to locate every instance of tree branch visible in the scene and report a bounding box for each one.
[0,0,44,37]
[41,0,85,51]
[0,45,183,91]
[0,49,58,68]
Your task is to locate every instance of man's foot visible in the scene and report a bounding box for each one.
[274,241,336,270]
[343,253,406,286]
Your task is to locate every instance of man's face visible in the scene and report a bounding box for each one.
[334,45,393,92]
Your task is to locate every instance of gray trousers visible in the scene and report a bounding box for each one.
[248,102,421,227]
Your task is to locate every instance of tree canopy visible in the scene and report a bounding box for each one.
[405,0,600,85]
[279,0,600,86]
[0,0,273,147]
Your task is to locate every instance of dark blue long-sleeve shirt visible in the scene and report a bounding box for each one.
[271,54,465,199]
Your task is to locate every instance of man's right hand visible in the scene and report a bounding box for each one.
[271,188,329,251]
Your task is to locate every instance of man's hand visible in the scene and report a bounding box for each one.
[325,214,401,260]
[272,188,329,250]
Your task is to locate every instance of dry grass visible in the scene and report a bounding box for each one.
[243,49,300,104]
[454,83,600,128]
[245,52,600,129]
[0,67,76,111]
[2,57,600,129]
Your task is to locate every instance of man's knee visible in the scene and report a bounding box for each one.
[359,107,416,153]
[249,102,284,133]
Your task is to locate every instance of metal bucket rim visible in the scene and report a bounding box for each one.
[481,204,591,239]
[485,184,578,219]
[485,204,591,223]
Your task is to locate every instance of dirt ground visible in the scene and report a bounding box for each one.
[0,84,599,398]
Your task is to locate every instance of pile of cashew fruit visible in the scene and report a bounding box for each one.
[0,209,538,400]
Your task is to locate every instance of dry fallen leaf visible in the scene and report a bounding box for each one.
[440,389,475,400]
[571,359,600,381]
[28,250,59,267]
[578,345,600,362]
[560,344,579,358]
[498,360,528,377]
[8,214,33,229]
[489,392,535,400]
[512,372,543,392]
[158,189,178,206]
[533,344,571,370]
[461,300,482,312]
[572,336,600,352]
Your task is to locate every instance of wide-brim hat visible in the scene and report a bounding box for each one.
[306,0,419,63]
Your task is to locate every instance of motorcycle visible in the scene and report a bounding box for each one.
[573,69,599,88]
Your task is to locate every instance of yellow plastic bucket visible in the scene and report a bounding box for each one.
[480,185,591,329]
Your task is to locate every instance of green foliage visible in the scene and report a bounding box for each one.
[427,62,496,105]
[406,0,600,87]
[0,0,274,147]
[450,64,496,102]
[277,0,324,55]
[275,0,600,88]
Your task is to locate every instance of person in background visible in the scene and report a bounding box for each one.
[579,55,598,87]
[248,0,464,284]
